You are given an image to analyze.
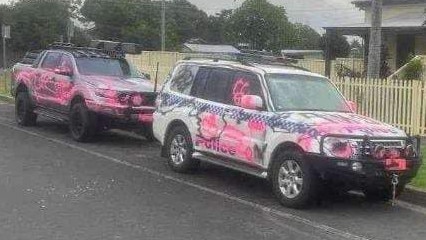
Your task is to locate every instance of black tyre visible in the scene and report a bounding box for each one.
[271,151,318,208]
[15,91,37,126]
[69,102,97,142]
[142,124,155,142]
[165,126,199,173]
[364,184,405,202]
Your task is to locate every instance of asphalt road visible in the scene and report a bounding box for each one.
[0,102,425,240]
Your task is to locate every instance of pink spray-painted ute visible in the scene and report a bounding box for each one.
[12,43,157,142]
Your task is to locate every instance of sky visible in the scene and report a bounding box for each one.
[187,0,364,32]
[0,0,364,33]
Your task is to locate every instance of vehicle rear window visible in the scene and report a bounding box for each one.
[170,65,199,95]
[190,67,210,98]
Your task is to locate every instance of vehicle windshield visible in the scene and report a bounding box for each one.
[266,74,351,112]
[76,58,143,78]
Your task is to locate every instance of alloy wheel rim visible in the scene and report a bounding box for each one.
[278,160,304,199]
[170,134,187,165]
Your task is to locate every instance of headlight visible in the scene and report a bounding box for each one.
[405,136,420,158]
[322,137,355,159]
[131,94,144,106]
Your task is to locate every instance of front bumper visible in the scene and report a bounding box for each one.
[86,100,155,124]
[309,134,422,189]
[307,154,422,189]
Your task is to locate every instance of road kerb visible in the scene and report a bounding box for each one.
[0,94,13,103]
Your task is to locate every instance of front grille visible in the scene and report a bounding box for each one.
[351,139,405,158]
[142,92,157,106]
[117,92,157,107]
[117,92,132,105]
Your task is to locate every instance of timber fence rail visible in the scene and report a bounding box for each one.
[332,77,426,136]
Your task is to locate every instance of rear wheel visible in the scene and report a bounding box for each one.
[15,91,37,126]
[165,126,199,173]
[69,102,97,142]
[271,151,318,208]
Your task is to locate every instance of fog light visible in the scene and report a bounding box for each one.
[351,162,363,172]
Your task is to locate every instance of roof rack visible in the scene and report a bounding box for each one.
[48,42,125,59]
[183,52,310,72]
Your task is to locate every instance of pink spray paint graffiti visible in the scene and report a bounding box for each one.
[194,75,267,163]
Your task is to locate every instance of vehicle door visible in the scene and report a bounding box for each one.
[50,53,75,112]
[191,67,268,166]
[34,52,62,108]
[224,71,268,166]
[191,67,242,160]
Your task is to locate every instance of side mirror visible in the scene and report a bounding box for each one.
[54,67,73,77]
[143,73,151,80]
[347,100,357,112]
[239,95,263,110]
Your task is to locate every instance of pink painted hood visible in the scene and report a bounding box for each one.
[282,111,406,138]
[82,75,155,92]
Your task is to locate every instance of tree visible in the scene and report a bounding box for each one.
[81,0,210,51]
[320,32,350,59]
[163,0,210,50]
[81,0,159,49]
[0,4,11,25]
[349,39,363,57]
[205,9,233,44]
[9,0,72,51]
[292,23,321,50]
[226,0,295,52]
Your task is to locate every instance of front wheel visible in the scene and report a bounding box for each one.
[165,126,199,173]
[15,91,37,126]
[271,151,318,208]
[142,124,155,142]
[69,102,97,142]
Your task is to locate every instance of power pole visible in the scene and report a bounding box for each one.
[2,31,6,69]
[161,0,166,51]
[1,24,10,70]
[367,0,383,79]
[67,20,74,44]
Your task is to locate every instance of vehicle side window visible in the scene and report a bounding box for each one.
[170,65,199,95]
[59,54,73,70]
[202,68,234,104]
[229,71,264,107]
[190,67,210,98]
[41,52,62,70]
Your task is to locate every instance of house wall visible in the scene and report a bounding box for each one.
[384,33,398,72]
[382,33,426,72]
[415,34,426,55]
[364,3,426,23]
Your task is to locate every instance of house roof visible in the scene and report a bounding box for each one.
[324,8,426,34]
[353,0,426,9]
[183,43,241,54]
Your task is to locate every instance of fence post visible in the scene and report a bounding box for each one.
[411,80,422,135]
